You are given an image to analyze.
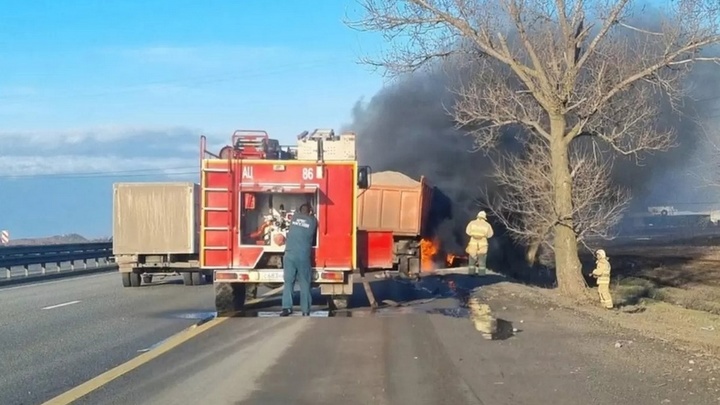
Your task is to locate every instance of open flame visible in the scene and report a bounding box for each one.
[420,238,469,271]
[446,254,457,267]
[446,253,468,267]
[420,238,438,272]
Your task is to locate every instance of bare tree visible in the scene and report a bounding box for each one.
[347,0,720,299]
[483,140,631,272]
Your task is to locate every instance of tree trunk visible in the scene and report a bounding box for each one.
[549,119,591,301]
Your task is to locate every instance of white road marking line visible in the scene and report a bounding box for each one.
[42,300,81,310]
[0,272,113,292]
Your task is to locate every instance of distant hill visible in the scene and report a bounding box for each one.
[3,233,111,246]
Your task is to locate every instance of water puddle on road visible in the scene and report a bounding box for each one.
[171,311,217,320]
[163,274,495,321]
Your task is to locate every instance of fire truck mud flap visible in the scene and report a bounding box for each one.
[214,282,247,316]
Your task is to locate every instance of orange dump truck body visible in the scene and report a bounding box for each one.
[356,171,433,273]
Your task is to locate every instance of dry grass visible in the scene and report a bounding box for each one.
[581,245,720,315]
[483,280,720,357]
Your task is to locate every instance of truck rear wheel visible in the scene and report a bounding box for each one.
[130,272,141,287]
[191,271,203,286]
[215,282,247,316]
[121,273,131,288]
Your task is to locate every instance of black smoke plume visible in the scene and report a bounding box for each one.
[343,55,720,271]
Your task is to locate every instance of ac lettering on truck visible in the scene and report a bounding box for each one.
[242,166,253,179]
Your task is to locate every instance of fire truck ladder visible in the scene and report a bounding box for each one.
[200,135,235,268]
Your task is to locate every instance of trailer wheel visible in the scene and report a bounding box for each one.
[329,295,350,311]
[191,271,203,286]
[130,272,141,287]
[215,282,247,316]
[121,273,131,288]
[183,272,193,286]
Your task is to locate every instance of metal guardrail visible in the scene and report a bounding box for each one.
[0,242,114,280]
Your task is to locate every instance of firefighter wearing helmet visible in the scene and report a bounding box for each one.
[465,210,494,275]
[590,249,614,309]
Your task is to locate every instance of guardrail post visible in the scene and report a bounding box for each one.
[83,259,88,269]
[95,258,99,268]
[24,265,28,277]
[41,262,46,275]
[70,260,75,271]
[5,268,9,279]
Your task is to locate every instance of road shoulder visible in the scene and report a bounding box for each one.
[457,281,720,403]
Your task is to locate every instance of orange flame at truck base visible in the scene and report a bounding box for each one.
[420,238,438,272]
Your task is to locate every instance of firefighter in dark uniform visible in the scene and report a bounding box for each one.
[280,204,318,316]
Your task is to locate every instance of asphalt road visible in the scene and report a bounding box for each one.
[60,276,720,405]
[0,272,216,405]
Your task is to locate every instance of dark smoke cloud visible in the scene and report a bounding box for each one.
[343,46,720,261]
[609,58,720,212]
[342,68,519,255]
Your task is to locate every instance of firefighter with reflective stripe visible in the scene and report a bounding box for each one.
[465,210,494,276]
[280,204,318,317]
[590,249,613,309]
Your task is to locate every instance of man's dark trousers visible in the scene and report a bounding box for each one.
[282,253,312,314]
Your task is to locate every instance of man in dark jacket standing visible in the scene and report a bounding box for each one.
[280,204,317,316]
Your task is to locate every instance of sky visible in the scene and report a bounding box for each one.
[0,0,387,239]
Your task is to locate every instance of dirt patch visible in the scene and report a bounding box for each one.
[479,281,720,358]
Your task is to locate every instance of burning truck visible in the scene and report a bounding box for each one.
[111,128,462,313]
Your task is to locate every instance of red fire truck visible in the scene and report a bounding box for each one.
[112,128,441,314]
[202,129,371,314]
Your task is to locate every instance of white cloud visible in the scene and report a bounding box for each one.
[0,155,198,177]
[0,125,211,148]
[0,125,231,176]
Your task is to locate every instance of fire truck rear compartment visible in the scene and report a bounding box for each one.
[239,191,318,247]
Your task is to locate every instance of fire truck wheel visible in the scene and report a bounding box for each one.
[182,272,193,286]
[130,272,141,287]
[329,295,350,311]
[191,271,203,286]
[121,273,131,288]
[215,283,246,315]
[247,283,259,299]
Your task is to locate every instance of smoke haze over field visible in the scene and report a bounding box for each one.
[343,59,720,250]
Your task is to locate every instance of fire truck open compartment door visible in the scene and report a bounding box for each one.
[239,190,319,247]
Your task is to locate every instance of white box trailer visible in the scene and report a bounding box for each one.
[112,182,208,287]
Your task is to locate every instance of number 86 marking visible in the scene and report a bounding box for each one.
[302,167,314,180]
